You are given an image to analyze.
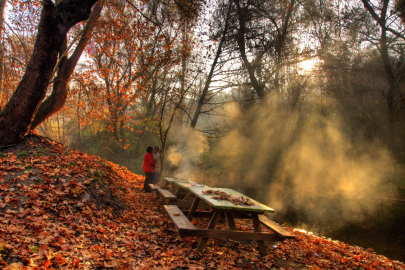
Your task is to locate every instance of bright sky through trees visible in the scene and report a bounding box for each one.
[298,59,316,72]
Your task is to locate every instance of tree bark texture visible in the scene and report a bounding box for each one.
[31,0,104,130]
[0,0,97,145]
[0,0,6,110]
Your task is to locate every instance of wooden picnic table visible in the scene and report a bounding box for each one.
[161,177,188,190]
[152,178,207,207]
[173,182,206,196]
[164,186,294,257]
[169,182,212,209]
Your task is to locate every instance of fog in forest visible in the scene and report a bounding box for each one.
[167,93,398,229]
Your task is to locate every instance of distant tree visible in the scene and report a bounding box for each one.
[190,0,232,128]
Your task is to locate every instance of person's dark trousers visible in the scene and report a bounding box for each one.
[144,172,154,192]
[153,172,158,184]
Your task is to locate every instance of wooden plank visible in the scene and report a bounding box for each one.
[168,199,212,210]
[149,184,160,191]
[182,229,281,242]
[149,184,162,201]
[188,187,275,213]
[225,212,237,230]
[157,188,177,200]
[164,205,197,233]
[183,193,195,201]
[252,213,266,257]
[179,211,213,218]
[177,209,252,219]
[187,197,201,220]
[175,182,208,190]
[174,187,183,197]
[259,215,295,239]
[162,177,188,190]
[163,177,188,185]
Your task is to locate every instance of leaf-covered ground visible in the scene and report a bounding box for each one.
[0,135,404,269]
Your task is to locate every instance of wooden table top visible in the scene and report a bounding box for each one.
[187,187,275,213]
[162,177,189,184]
[175,182,208,190]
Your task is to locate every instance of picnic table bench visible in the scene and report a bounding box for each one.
[164,187,295,256]
[149,183,177,205]
[259,215,295,239]
[164,205,197,234]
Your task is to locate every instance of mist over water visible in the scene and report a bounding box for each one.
[166,96,397,229]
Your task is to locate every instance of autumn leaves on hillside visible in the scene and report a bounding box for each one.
[0,134,404,269]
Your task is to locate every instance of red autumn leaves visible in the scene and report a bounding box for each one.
[0,137,404,269]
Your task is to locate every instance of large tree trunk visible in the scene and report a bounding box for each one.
[0,0,6,111]
[0,0,98,146]
[31,0,104,130]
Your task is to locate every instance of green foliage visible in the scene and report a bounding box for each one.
[68,162,76,166]
[90,169,104,183]
[19,151,27,158]
[93,169,104,177]
[29,245,39,253]
[0,152,3,158]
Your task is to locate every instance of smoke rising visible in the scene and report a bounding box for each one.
[165,95,397,230]
[167,126,209,182]
[269,119,395,223]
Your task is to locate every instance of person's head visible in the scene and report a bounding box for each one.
[146,146,153,153]
[153,145,160,152]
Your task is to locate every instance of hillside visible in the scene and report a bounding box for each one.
[0,134,404,269]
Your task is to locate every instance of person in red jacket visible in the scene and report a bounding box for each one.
[142,146,156,192]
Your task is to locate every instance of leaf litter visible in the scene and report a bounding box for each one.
[0,134,404,269]
[202,189,255,206]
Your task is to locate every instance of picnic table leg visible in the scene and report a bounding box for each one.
[154,191,161,201]
[183,193,193,201]
[251,213,266,257]
[196,211,221,253]
[225,212,236,230]
[159,198,167,206]
[187,197,201,221]
[174,187,182,197]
